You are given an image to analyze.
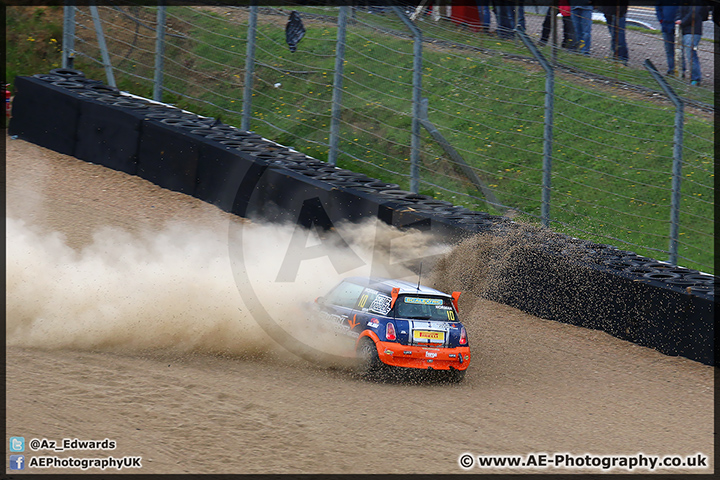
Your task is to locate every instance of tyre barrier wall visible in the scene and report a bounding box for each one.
[8,72,715,365]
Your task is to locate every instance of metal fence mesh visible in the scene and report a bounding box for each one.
[69,3,715,274]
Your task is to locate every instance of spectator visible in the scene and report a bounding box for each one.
[599,3,629,64]
[493,1,524,38]
[570,0,593,55]
[493,1,515,38]
[538,1,577,50]
[676,0,708,85]
[475,0,492,34]
[514,0,527,32]
[656,1,679,75]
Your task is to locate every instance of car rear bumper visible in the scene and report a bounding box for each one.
[375,341,471,371]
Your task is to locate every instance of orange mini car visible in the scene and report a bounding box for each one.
[316,276,470,381]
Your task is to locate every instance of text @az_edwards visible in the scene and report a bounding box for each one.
[29,437,116,452]
[458,452,709,471]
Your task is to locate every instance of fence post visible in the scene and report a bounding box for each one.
[550,3,558,65]
[673,24,681,77]
[63,1,76,69]
[328,6,348,167]
[90,5,116,87]
[242,2,258,132]
[419,98,506,213]
[644,59,684,266]
[153,2,166,101]
[392,6,422,193]
[517,29,554,228]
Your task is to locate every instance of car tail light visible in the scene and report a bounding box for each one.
[459,327,467,345]
[386,322,397,341]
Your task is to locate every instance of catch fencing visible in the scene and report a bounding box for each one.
[64,3,714,274]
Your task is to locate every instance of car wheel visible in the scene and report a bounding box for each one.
[356,337,383,377]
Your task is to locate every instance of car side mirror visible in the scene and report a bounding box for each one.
[315,296,324,305]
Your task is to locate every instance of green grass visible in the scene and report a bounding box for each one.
[5,7,64,88]
[5,6,714,273]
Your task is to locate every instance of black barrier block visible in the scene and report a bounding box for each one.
[488,246,715,365]
[9,76,82,156]
[584,266,715,365]
[74,98,146,174]
[598,267,714,364]
[137,119,200,195]
[307,179,442,239]
[245,167,337,225]
[195,140,268,215]
[382,202,434,234]
[423,211,503,241]
[247,167,403,229]
[324,185,382,225]
[320,183,423,230]
[250,169,473,245]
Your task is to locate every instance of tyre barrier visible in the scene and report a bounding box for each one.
[485,245,715,364]
[7,73,715,365]
[74,92,148,175]
[136,117,200,195]
[195,141,269,216]
[49,67,86,78]
[9,75,85,155]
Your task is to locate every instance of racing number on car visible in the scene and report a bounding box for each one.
[358,294,369,309]
[446,310,455,322]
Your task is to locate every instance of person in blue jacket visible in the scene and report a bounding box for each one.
[675,0,708,85]
[656,1,679,75]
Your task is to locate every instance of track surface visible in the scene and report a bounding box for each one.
[5,137,714,474]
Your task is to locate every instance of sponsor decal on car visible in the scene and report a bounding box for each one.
[414,330,445,341]
[370,294,392,315]
[319,311,359,338]
[404,297,444,305]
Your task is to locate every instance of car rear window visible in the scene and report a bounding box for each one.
[396,295,457,322]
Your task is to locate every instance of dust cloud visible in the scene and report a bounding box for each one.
[5,214,449,366]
